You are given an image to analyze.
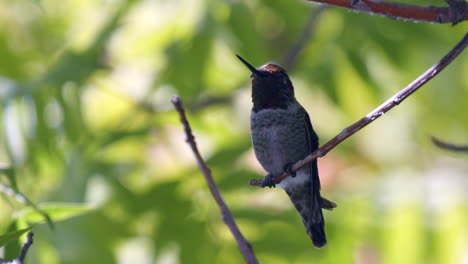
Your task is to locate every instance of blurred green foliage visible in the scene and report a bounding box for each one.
[0,0,467,263]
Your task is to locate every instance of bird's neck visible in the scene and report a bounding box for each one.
[252,83,295,112]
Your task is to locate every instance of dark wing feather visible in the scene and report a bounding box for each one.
[303,109,327,247]
[303,110,321,191]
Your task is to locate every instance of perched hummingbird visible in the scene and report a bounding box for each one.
[237,55,335,248]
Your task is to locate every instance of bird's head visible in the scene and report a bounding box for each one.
[237,55,295,112]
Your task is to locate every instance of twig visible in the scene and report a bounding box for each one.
[308,0,468,24]
[171,96,259,264]
[249,32,468,188]
[431,136,468,152]
[281,6,328,69]
[18,232,33,262]
[0,232,34,264]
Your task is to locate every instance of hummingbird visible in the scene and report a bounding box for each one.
[237,55,335,248]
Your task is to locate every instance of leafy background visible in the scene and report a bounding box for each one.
[0,0,467,263]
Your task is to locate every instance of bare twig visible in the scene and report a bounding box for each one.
[281,6,328,69]
[18,232,33,262]
[0,232,34,264]
[171,96,259,264]
[431,136,468,152]
[250,32,468,188]
[308,0,468,24]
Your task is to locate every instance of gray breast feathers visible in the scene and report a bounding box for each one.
[250,104,308,176]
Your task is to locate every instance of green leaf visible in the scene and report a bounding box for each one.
[0,184,53,229]
[17,203,92,224]
[0,228,30,248]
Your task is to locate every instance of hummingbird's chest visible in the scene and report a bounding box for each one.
[250,105,309,175]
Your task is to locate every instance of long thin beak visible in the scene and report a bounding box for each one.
[236,55,260,75]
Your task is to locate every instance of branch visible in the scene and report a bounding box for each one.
[250,32,468,188]
[308,0,468,24]
[171,96,259,264]
[0,232,34,264]
[431,136,468,152]
[18,233,33,263]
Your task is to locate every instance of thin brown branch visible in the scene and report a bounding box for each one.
[431,136,468,152]
[308,0,468,24]
[171,96,259,264]
[281,6,328,69]
[250,32,468,188]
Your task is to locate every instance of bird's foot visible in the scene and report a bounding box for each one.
[264,174,276,188]
[283,163,296,178]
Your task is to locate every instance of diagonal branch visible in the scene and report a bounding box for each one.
[250,32,468,188]
[308,0,468,24]
[171,96,259,264]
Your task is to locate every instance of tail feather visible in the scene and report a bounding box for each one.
[320,196,337,210]
[285,179,327,248]
[308,223,326,248]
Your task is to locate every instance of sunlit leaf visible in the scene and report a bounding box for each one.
[17,203,92,224]
[0,228,30,248]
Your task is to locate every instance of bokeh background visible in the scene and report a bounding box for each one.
[0,0,467,263]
